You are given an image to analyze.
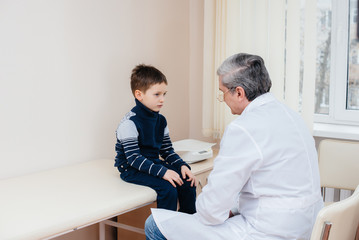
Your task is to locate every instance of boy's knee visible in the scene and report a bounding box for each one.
[156,182,178,210]
[180,180,196,191]
[162,183,178,197]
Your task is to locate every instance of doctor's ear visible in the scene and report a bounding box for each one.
[236,87,246,98]
[135,90,143,101]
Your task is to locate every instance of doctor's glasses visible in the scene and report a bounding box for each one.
[217,88,233,102]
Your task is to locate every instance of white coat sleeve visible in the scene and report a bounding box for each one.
[195,122,263,225]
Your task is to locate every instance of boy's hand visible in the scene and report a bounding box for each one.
[181,165,196,187]
[163,169,183,188]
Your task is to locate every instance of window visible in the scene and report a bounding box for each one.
[315,0,331,115]
[348,2,359,111]
[315,0,359,125]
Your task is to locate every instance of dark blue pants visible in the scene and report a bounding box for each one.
[120,164,196,214]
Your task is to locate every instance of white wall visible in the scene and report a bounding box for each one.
[0,0,197,180]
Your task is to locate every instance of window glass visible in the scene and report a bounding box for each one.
[315,0,332,115]
[347,0,359,110]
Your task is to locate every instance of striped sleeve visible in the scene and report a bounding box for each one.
[117,120,168,177]
[159,126,190,170]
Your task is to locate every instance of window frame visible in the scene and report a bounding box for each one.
[314,0,359,127]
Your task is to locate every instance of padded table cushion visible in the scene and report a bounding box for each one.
[0,159,156,240]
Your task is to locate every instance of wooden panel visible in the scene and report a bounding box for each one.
[196,170,210,196]
[117,203,157,240]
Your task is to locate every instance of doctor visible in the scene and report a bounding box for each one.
[145,53,323,240]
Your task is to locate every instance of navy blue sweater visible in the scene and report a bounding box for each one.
[115,99,189,178]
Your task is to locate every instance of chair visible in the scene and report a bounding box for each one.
[310,185,359,240]
[318,139,359,204]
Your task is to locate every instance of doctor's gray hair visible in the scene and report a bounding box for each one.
[217,53,272,101]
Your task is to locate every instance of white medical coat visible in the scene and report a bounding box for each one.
[152,93,323,240]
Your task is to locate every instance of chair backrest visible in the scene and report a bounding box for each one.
[318,139,359,190]
[310,185,359,240]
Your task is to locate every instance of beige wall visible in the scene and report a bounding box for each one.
[0,1,208,239]
[0,0,209,180]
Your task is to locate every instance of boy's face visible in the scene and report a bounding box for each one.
[135,82,167,112]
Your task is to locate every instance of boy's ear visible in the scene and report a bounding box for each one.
[134,90,143,101]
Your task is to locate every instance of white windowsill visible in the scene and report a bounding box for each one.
[313,122,359,141]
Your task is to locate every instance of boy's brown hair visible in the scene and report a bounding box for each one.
[130,64,168,96]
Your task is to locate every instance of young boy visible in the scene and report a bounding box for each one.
[114,64,196,214]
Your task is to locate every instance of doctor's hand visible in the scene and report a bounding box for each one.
[181,165,196,187]
[163,169,183,188]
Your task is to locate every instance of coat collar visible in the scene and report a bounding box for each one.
[241,92,276,115]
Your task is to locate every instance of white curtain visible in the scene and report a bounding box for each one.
[202,0,317,138]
